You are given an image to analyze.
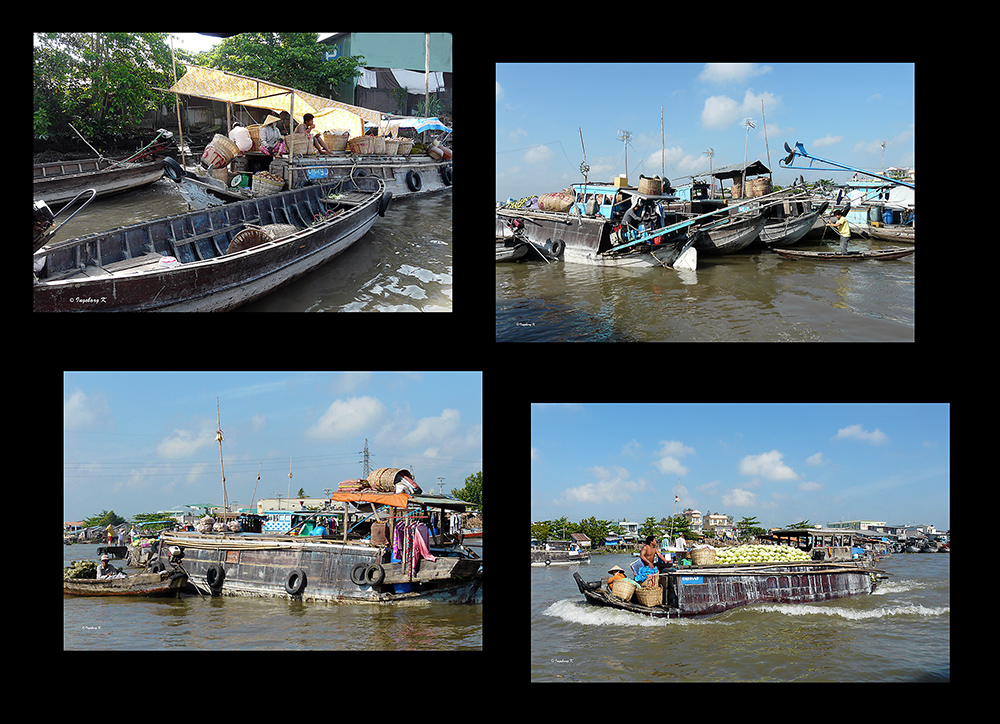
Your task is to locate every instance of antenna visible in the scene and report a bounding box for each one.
[704,147,715,195]
[617,129,633,181]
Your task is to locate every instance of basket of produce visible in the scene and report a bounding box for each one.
[395,139,413,155]
[64,560,97,579]
[611,577,637,601]
[691,547,717,566]
[252,170,285,195]
[634,586,662,607]
[383,138,399,155]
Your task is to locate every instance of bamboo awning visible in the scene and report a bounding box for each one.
[168,63,383,139]
[329,492,410,508]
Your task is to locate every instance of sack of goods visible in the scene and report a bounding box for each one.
[537,191,575,212]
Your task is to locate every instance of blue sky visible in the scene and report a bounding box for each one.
[64,372,482,521]
[531,404,948,530]
[497,63,914,202]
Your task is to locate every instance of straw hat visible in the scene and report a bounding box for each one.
[607,565,626,574]
[263,115,282,126]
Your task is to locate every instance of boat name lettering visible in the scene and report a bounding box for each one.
[679,576,704,585]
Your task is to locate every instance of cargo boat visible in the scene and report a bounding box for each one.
[154,492,481,605]
[573,560,882,618]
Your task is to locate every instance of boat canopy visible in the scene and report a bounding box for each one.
[168,62,383,139]
[329,491,410,508]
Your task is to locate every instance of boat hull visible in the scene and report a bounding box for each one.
[774,246,914,260]
[34,178,384,311]
[34,159,164,205]
[574,563,876,618]
[159,532,482,604]
[63,570,188,597]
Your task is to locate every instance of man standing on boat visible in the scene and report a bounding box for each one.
[638,536,671,584]
[826,210,851,254]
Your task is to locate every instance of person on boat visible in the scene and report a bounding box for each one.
[96,554,122,579]
[296,113,332,155]
[636,536,670,585]
[606,565,627,592]
[826,209,851,254]
[258,115,288,157]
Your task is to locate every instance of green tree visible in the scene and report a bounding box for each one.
[197,33,365,99]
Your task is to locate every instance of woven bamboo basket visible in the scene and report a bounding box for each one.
[372,136,386,155]
[252,173,284,195]
[348,136,377,155]
[611,578,636,601]
[284,133,315,155]
[637,175,662,195]
[321,131,350,152]
[634,586,662,607]
[247,125,262,152]
[395,139,414,155]
[367,467,413,493]
[691,548,717,566]
[383,138,400,155]
[226,225,272,255]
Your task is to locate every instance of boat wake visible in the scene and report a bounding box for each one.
[541,599,730,627]
[749,602,949,620]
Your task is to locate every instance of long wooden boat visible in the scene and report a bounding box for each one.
[33,158,164,206]
[759,202,829,247]
[867,225,914,243]
[691,212,764,255]
[574,560,881,618]
[773,246,914,261]
[34,176,389,312]
[154,493,481,604]
[63,569,188,597]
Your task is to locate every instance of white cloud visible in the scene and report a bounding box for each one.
[698,63,772,84]
[561,465,648,504]
[834,423,889,445]
[739,450,799,480]
[722,487,757,507]
[306,396,386,439]
[654,440,695,476]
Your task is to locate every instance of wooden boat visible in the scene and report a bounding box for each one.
[496,235,530,262]
[34,176,389,312]
[773,246,914,261]
[153,492,482,604]
[64,569,188,597]
[573,560,881,618]
[33,158,164,206]
[867,225,914,243]
[759,202,829,248]
[691,212,765,255]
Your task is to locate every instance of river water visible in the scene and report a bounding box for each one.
[531,553,948,682]
[497,242,913,341]
[64,544,480,650]
[44,180,452,312]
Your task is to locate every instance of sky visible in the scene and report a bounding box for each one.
[497,63,914,202]
[64,372,482,522]
[531,403,948,531]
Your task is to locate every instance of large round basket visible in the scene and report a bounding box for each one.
[691,548,717,566]
[611,578,636,601]
[226,225,272,255]
[367,467,414,493]
[634,586,662,607]
[251,173,284,195]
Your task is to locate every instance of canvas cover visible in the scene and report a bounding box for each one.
[169,63,383,139]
